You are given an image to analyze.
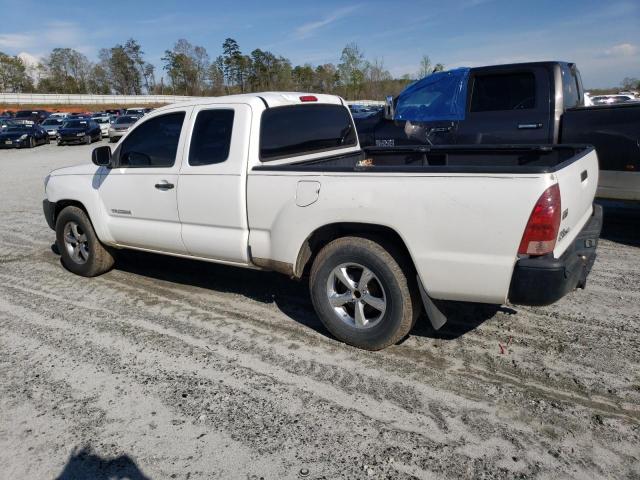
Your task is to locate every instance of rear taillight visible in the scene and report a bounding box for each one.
[518,184,561,256]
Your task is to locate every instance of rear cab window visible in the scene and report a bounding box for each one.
[259,104,356,161]
[189,109,235,166]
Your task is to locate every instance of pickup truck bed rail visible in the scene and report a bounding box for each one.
[253,144,593,175]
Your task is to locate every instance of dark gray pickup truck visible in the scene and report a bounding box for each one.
[355,61,640,201]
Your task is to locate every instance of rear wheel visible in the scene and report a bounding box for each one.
[309,236,420,350]
[55,206,114,277]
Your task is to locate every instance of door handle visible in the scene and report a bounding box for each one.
[154,181,174,190]
[518,123,543,130]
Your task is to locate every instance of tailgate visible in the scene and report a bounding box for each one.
[553,147,599,257]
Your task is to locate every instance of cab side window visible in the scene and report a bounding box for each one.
[470,72,536,112]
[119,112,185,167]
[188,109,234,166]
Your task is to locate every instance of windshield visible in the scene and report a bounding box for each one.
[42,119,63,126]
[94,117,109,123]
[6,125,30,132]
[15,111,37,118]
[116,116,138,124]
[63,120,89,128]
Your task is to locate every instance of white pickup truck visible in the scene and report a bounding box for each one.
[43,92,603,350]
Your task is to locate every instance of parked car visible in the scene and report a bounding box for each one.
[92,115,112,137]
[108,115,140,142]
[0,123,49,148]
[42,93,601,350]
[105,109,124,116]
[125,107,146,116]
[66,114,91,120]
[49,112,70,120]
[56,119,102,145]
[13,109,50,125]
[0,116,14,129]
[41,117,65,139]
[349,104,383,119]
[590,94,636,105]
[355,61,640,201]
[1,110,15,117]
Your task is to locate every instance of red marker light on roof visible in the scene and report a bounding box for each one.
[299,95,318,102]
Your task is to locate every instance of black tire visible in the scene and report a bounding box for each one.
[55,206,114,277]
[84,134,91,145]
[57,139,64,146]
[98,132,102,141]
[309,236,420,350]
[45,136,50,144]
[28,136,35,148]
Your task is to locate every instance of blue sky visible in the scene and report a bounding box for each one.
[1,0,638,88]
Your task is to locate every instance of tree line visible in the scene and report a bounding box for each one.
[0,38,447,100]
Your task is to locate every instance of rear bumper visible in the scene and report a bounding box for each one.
[508,204,603,306]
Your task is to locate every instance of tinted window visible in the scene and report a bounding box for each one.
[119,112,185,168]
[116,115,139,124]
[260,104,356,161]
[189,109,234,166]
[63,121,88,128]
[471,72,536,112]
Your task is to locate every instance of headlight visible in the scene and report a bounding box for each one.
[19,134,28,140]
[76,132,85,137]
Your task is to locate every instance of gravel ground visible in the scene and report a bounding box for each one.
[0,142,639,480]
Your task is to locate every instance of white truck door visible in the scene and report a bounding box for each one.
[97,108,191,253]
[177,104,251,263]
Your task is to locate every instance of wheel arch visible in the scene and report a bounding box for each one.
[293,222,415,279]
[53,199,90,225]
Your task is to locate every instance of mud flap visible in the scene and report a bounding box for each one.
[417,275,447,330]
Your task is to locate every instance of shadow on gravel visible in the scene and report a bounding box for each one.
[56,446,151,480]
[110,249,509,343]
[597,200,640,247]
[411,302,515,340]
[112,249,329,335]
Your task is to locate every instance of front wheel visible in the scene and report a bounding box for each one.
[309,236,420,350]
[55,206,114,277]
[84,134,91,145]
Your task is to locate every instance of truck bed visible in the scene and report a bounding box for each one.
[253,144,593,174]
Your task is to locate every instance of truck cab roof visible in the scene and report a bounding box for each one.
[163,92,345,112]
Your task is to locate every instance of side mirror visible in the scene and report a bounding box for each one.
[384,95,395,120]
[92,145,112,167]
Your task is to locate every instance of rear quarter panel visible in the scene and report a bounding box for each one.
[247,171,552,304]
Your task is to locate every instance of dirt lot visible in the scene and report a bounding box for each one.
[0,143,638,480]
